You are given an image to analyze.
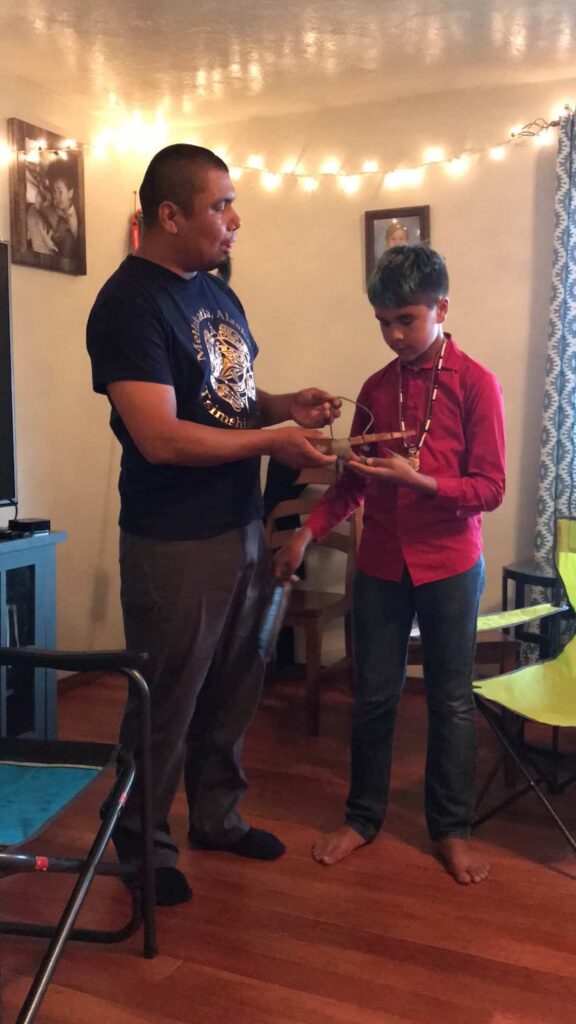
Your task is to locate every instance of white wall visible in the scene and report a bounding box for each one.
[194,79,570,610]
[0,75,573,649]
[0,76,151,648]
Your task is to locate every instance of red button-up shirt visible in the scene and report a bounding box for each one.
[307,335,506,584]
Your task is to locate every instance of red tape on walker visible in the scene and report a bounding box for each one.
[35,856,49,871]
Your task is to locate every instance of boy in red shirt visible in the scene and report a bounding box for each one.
[275,245,505,884]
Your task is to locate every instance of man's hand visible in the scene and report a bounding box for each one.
[267,426,337,469]
[274,527,313,582]
[289,389,342,428]
[348,451,438,496]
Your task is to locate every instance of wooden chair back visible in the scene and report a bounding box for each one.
[265,466,361,733]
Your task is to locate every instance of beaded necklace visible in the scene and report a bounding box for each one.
[398,336,446,471]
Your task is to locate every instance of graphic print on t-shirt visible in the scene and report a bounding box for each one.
[191,306,257,428]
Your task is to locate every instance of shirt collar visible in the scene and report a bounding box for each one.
[440,333,459,371]
[405,332,458,373]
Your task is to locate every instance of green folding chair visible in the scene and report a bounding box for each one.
[0,648,157,1024]
[473,517,576,854]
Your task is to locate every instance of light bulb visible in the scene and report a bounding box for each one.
[320,157,340,175]
[261,171,281,191]
[300,176,319,192]
[423,146,445,164]
[489,146,506,161]
[246,154,264,170]
[384,170,401,189]
[384,167,424,189]
[339,175,360,194]
[553,101,573,120]
[403,167,425,186]
[445,155,469,177]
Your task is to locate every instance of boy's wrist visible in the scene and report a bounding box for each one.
[409,471,438,497]
[297,525,314,546]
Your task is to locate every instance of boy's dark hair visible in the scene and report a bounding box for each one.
[139,144,229,227]
[367,244,449,308]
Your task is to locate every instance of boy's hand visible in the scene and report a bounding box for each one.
[274,527,313,581]
[289,389,342,428]
[348,450,416,484]
[348,451,438,496]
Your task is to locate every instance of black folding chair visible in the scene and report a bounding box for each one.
[0,648,157,1024]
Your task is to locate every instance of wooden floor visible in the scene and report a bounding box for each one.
[2,674,576,1024]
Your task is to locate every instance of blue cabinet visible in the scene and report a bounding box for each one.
[0,532,66,738]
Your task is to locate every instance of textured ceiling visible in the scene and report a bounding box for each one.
[0,0,575,124]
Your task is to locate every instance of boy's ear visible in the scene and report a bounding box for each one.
[436,296,449,323]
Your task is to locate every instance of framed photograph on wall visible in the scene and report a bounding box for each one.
[8,118,86,276]
[364,205,430,283]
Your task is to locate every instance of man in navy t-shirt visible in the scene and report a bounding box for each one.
[87,144,340,906]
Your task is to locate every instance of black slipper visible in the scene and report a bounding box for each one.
[154,866,193,906]
[191,827,286,861]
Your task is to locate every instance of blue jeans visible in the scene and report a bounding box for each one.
[347,558,485,842]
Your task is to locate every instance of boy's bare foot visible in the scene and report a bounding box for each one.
[435,837,490,884]
[312,825,368,865]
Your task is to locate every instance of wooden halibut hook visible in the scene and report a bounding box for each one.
[313,430,414,461]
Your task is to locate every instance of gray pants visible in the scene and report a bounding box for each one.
[116,521,268,868]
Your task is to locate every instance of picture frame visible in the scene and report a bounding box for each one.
[8,118,86,276]
[364,205,430,283]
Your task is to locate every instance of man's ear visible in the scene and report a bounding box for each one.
[436,296,449,323]
[157,201,179,235]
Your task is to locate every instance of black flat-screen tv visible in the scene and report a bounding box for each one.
[0,241,16,507]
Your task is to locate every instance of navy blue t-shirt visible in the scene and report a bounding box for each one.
[87,255,264,540]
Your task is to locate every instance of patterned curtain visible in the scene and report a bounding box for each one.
[535,113,576,573]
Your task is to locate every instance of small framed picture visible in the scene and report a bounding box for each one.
[8,118,86,276]
[364,205,430,283]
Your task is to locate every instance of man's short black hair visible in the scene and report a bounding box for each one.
[139,144,229,227]
[367,244,449,308]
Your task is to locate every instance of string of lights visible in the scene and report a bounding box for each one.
[0,112,568,192]
[222,116,564,193]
